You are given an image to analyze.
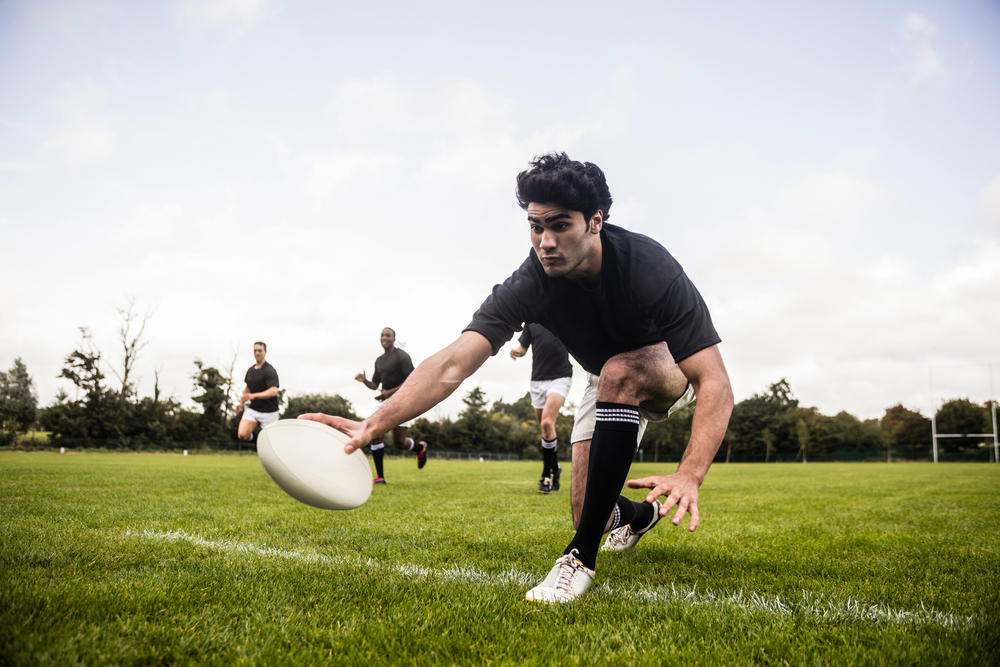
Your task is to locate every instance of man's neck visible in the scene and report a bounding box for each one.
[255,360,265,369]
[383,346,395,355]
[568,232,603,288]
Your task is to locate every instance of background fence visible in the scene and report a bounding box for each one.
[7,439,997,463]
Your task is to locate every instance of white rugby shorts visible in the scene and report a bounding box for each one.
[372,398,412,428]
[529,376,572,409]
[570,372,696,450]
[242,407,280,426]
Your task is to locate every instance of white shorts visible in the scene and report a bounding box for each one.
[529,376,572,409]
[570,372,696,450]
[242,407,280,427]
[372,399,411,428]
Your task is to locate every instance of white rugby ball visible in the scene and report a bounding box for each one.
[257,419,372,510]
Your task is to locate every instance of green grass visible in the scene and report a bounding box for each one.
[2,453,998,666]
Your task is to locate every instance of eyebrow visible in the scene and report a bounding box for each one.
[527,212,574,224]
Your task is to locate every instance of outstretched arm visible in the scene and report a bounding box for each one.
[302,331,494,453]
[627,344,734,531]
[354,371,379,390]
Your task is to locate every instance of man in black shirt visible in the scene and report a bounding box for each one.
[355,328,428,483]
[303,153,733,604]
[511,323,572,494]
[237,341,280,443]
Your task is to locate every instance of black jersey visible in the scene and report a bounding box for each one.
[464,223,721,375]
[372,348,414,391]
[245,361,280,413]
[518,323,573,382]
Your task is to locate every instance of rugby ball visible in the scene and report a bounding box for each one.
[257,419,372,510]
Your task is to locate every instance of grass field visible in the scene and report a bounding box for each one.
[2,453,998,665]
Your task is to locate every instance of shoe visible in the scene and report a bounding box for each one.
[537,476,551,494]
[525,550,595,604]
[551,463,562,491]
[417,441,428,469]
[601,500,663,552]
[373,477,386,485]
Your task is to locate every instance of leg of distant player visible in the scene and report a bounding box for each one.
[370,436,386,483]
[391,425,428,469]
[536,390,565,493]
[238,416,258,442]
[566,343,689,568]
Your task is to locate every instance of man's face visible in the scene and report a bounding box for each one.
[527,202,601,279]
[253,345,266,364]
[380,329,396,350]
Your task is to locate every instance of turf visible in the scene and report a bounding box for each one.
[1,453,998,666]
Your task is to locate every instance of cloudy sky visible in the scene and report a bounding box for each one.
[2,0,999,422]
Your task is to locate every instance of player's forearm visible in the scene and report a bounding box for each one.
[677,374,734,483]
[366,332,491,434]
[250,386,279,400]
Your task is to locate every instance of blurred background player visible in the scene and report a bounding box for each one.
[355,327,428,483]
[236,342,280,443]
[510,323,572,494]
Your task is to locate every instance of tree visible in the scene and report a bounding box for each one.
[108,297,153,407]
[282,394,359,420]
[935,398,992,450]
[0,358,39,445]
[726,379,799,460]
[881,404,931,450]
[59,328,104,405]
[192,361,229,440]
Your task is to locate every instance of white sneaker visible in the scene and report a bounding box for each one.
[525,550,595,604]
[601,500,663,552]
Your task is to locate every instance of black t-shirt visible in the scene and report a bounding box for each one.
[372,348,414,391]
[245,361,280,413]
[518,323,573,382]
[464,223,721,375]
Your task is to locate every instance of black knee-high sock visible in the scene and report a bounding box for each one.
[541,439,557,478]
[608,496,655,532]
[372,446,385,478]
[564,402,640,569]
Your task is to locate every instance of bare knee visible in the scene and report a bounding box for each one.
[540,418,557,441]
[596,360,639,403]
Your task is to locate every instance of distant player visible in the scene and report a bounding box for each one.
[510,323,572,494]
[236,341,280,443]
[355,328,428,483]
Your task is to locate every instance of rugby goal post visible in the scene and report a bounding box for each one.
[929,364,999,464]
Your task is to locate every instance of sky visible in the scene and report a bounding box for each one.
[2,0,999,422]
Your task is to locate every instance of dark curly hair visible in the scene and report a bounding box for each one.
[515,152,613,222]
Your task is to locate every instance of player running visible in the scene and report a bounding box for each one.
[355,327,428,484]
[306,153,733,603]
[510,323,572,494]
[236,342,280,443]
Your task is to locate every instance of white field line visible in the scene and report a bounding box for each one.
[127,529,974,629]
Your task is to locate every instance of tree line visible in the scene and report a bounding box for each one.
[0,309,995,460]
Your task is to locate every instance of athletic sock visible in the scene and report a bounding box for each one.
[405,437,415,451]
[541,438,558,478]
[608,496,648,532]
[564,402,640,570]
[409,439,426,454]
[627,499,655,531]
[371,444,385,478]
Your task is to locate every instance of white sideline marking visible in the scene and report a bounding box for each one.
[127,529,974,629]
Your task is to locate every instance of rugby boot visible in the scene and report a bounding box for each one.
[525,550,595,604]
[551,463,562,491]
